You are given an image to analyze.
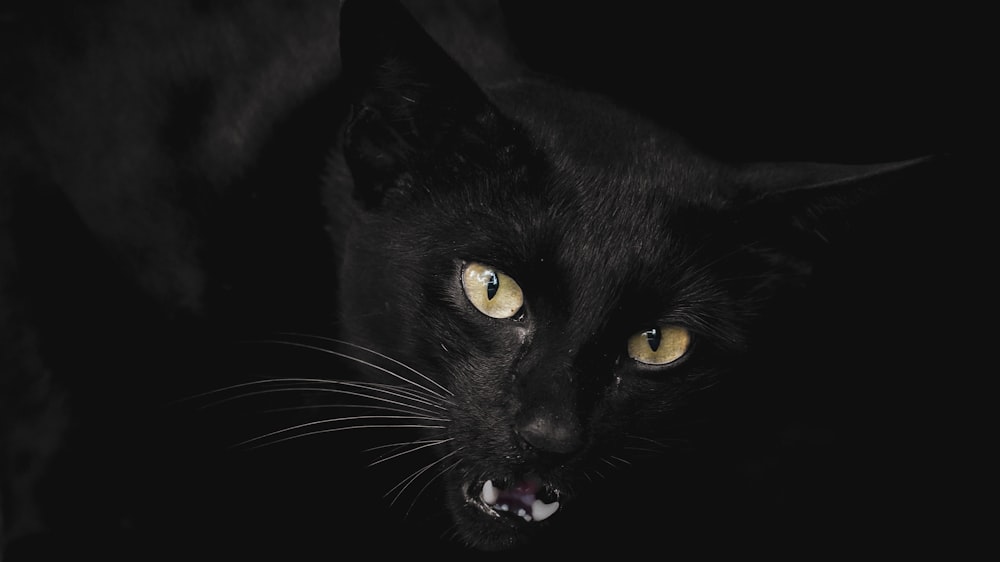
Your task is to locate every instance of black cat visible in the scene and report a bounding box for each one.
[0,0,979,559]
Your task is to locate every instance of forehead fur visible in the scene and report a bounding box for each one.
[486,78,724,206]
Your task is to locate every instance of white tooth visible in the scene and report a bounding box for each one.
[481,480,499,505]
[530,499,560,522]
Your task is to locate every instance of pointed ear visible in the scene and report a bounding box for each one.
[338,0,508,208]
[733,155,935,195]
[709,154,944,299]
[729,155,940,236]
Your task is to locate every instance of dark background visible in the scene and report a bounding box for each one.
[504,3,981,164]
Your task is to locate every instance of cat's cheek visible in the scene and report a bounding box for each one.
[438,322,524,396]
[607,364,706,414]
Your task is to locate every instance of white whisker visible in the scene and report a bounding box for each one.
[623,446,668,454]
[364,438,452,453]
[357,381,449,409]
[368,438,453,467]
[384,448,462,506]
[177,377,356,403]
[259,403,435,416]
[627,435,681,449]
[404,457,462,518]
[202,383,445,415]
[236,416,447,449]
[241,424,448,450]
[275,333,454,397]
[601,456,629,469]
[260,337,453,400]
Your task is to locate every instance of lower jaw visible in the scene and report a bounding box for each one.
[440,470,569,551]
[452,506,538,552]
[444,490,541,552]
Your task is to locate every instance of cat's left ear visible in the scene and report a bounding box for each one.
[728,154,942,234]
[732,155,936,198]
[337,0,515,209]
[712,154,945,301]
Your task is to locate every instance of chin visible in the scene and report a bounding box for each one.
[446,491,539,552]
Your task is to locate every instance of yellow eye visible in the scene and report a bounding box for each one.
[461,262,524,319]
[627,325,690,366]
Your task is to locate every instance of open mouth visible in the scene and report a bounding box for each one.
[465,473,562,523]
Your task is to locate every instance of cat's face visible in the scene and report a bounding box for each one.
[335,88,747,550]
[324,0,926,551]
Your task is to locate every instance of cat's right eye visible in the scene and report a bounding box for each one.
[627,325,690,366]
[461,262,524,319]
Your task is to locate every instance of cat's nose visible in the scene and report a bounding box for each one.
[516,410,583,456]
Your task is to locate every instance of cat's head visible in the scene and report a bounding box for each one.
[324,0,932,551]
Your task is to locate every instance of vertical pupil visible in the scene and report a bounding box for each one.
[486,271,499,300]
[644,328,661,352]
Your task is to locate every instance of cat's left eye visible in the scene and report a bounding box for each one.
[627,325,690,366]
[461,262,524,319]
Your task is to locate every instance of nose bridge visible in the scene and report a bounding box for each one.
[512,270,611,455]
[519,356,576,413]
[515,343,584,455]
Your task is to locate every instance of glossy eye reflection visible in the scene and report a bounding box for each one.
[627,325,690,366]
[462,262,524,319]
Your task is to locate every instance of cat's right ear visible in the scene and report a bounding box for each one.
[338,0,507,208]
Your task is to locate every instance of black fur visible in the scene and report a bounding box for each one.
[0,0,982,559]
